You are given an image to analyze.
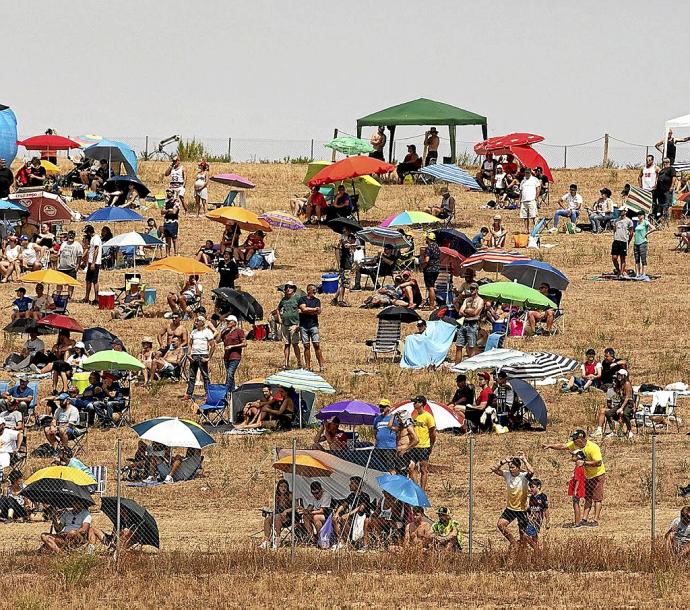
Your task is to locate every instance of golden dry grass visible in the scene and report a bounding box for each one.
[1,161,689,608]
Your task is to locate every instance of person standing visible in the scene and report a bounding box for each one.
[491,453,534,548]
[298,284,324,372]
[638,155,658,192]
[333,231,357,307]
[387,408,418,476]
[193,160,209,217]
[455,282,484,363]
[544,429,606,527]
[184,316,215,400]
[369,127,386,161]
[633,212,655,278]
[277,282,302,370]
[56,230,83,298]
[372,399,397,472]
[656,130,690,166]
[216,249,239,289]
[421,232,440,309]
[0,158,13,198]
[220,315,245,396]
[165,155,187,212]
[408,395,436,491]
[610,210,633,276]
[519,167,541,232]
[161,188,180,256]
[423,127,440,166]
[653,158,677,219]
[81,225,101,305]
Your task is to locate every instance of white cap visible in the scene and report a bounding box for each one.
[225,315,238,323]
[616,369,628,377]
[129,277,140,284]
[74,341,85,349]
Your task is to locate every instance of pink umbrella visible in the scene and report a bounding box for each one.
[210,173,256,189]
[439,246,465,277]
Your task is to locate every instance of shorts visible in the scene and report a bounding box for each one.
[276,413,293,431]
[519,199,538,219]
[633,242,648,265]
[456,322,479,347]
[300,326,320,344]
[499,508,529,531]
[85,265,100,283]
[585,474,605,504]
[392,451,412,474]
[281,325,300,345]
[611,240,627,257]
[164,222,179,238]
[53,360,73,374]
[572,495,583,505]
[171,185,186,197]
[58,268,77,279]
[62,426,78,440]
[423,270,439,288]
[408,446,431,464]
[338,269,351,288]
[160,361,175,374]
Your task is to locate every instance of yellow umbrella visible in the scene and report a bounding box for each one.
[206,207,272,232]
[147,256,215,275]
[20,269,82,287]
[25,465,97,487]
[272,454,333,478]
[40,160,61,176]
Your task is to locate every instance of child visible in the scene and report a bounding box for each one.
[526,478,550,544]
[568,450,586,527]
[11,287,33,320]
[471,227,489,250]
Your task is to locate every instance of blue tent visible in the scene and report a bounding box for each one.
[84,207,144,223]
[419,164,482,191]
[83,139,137,176]
[0,104,18,165]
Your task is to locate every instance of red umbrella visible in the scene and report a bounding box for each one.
[439,246,465,277]
[308,157,394,187]
[474,133,544,155]
[8,190,74,223]
[18,135,82,151]
[37,314,84,333]
[510,146,554,183]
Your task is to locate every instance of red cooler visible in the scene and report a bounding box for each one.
[98,291,115,310]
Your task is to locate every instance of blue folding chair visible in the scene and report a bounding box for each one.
[195,384,228,427]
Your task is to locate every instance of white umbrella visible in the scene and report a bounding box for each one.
[450,348,536,373]
[500,352,579,381]
[265,369,335,428]
[132,417,215,449]
[102,232,164,267]
[391,401,462,431]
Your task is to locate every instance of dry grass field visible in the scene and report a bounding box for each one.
[1,160,689,608]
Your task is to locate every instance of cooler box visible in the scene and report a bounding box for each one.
[72,372,90,394]
[98,291,115,310]
[321,273,339,294]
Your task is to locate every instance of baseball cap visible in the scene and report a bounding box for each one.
[196,315,206,322]
[83,224,95,234]
[225,314,238,323]
[477,371,490,380]
[285,281,297,288]
[570,428,586,441]
[426,232,436,241]
[74,341,85,349]
[616,369,628,377]
[436,506,450,516]
[141,337,153,345]
[378,399,391,407]
[469,282,479,289]
[411,395,426,404]
[129,277,140,284]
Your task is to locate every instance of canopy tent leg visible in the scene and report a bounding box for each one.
[449,126,457,164]
[387,126,396,164]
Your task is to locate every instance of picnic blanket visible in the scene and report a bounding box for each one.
[400,320,457,369]
[223,428,267,436]
[589,273,660,282]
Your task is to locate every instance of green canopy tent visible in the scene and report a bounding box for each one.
[356,98,488,163]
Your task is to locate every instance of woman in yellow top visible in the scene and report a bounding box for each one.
[408,395,436,492]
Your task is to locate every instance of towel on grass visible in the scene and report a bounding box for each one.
[401,320,457,369]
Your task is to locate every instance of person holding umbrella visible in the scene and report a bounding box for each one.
[40,498,93,553]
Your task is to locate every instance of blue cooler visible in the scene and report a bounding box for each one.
[321,273,339,294]
[144,287,157,305]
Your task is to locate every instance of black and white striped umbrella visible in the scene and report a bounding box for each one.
[501,352,579,380]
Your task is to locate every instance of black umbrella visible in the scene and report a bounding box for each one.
[509,378,548,429]
[83,326,121,354]
[377,306,421,324]
[101,497,160,548]
[212,288,264,323]
[3,318,55,335]
[327,217,362,234]
[435,228,476,258]
[103,175,151,198]
[20,478,94,509]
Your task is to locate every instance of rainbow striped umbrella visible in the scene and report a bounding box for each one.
[461,249,529,273]
[71,134,102,147]
[259,211,304,230]
[379,210,439,228]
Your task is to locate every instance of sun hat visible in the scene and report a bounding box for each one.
[616,369,628,377]
[225,315,238,323]
[74,341,85,349]
[141,337,153,345]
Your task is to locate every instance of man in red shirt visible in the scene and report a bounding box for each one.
[464,371,493,432]
[502,153,518,176]
[221,315,246,397]
[304,186,327,224]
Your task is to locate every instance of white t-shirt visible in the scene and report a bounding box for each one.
[55,406,80,426]
[25,338,45,355]
[670,517,690,546]
[5,244,20,262]
[88,235,103,265]
[494,173,506,189]
[57,241,84,271]
[190,328,215,355]
[0,428,19,454]
[60,508,92,533]
[560,193,583,210]
[307,491,332,511]
[641,165,658,191]
[21,245,38,265]
[0,410,23,430]
[520,176,541,202]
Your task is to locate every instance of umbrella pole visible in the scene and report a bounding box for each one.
[345,445,374,543]
[468,435,474,560]
[271,448,277,549]
[115,438,122,565]
[290,438,297,561]
[299,390,302,429]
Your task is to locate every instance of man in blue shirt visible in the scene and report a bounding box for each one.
[0,378,34,417]
[372,399,398,473]
[11,287,33,320]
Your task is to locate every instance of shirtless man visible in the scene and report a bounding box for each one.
[404,506,433,549]
[158,312,189,349]
[388,410,418,475]
[312,417,348,450]
[149,336,185,380]
[240,386,277,424]
[237,389,294,430]
[423,127,440,166]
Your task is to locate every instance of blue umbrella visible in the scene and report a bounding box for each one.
[315,400,379,425]
[419,164,482,191]
[356,227,412,249]
[104,175,150,198]
[501,260,569,291]
[0,104,18,165]
[84,207,144,223]
[435,228,476,257]
[376,474,431,508]
[508,378,548,429]
[83,139,138,176]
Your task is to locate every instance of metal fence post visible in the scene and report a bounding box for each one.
[227,138,232,161]
[468,436,474,559]
[651,435,657,546]
[331,129,338,162]
[602,133,609,168]
[290,438,297,561]
[115,439,122,566]
[563,146,568,169]
[310,139,314,161]
[144,136,149,161]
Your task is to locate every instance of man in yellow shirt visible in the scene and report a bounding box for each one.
[408,395,436,492]
[544,429,606,527]
[491,453,535,548]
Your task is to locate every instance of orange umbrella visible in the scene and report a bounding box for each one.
[147,256,214,275]
[206,207,272,232]
[307,156,394,187]
[272,454,333,477]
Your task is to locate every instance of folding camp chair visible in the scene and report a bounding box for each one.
[484,332,504,351]
[68,426,88,456]
[366,318,402,362]
[195,384,228,427]
[89,465,108,495]
[637,391,680,434]
[51,294,70,315]
[434,270,454,306]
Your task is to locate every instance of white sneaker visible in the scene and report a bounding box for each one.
[259,540,269,550]
[590,428,603,439]
[144,475,156,482]
[164,475,173,483]
[604,431,615,438]
[627,431,634,439]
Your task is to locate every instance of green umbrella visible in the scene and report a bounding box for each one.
[478,282,557,310]
[325,136,374,155]
[303,160,381,212]
[82,349,145,371]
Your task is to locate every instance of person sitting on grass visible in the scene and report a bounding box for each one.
[235,230,265,265]
[159,447,202,483]
[566,349,602,392]
[364,491,407,549]
[195,240,218,266]
[332,476,371,550]
[471,227,489,250]
[431,506,462,550]
[260,479,293,550]
[236,388,295,430]
[312,416,348,450]
[489,215,507,248]
[40,499,92,554]
[403,506,433,549]
[0,469,31,521]
[240,386,278,425]
[665,506,690,558]
[425,188,455,220]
